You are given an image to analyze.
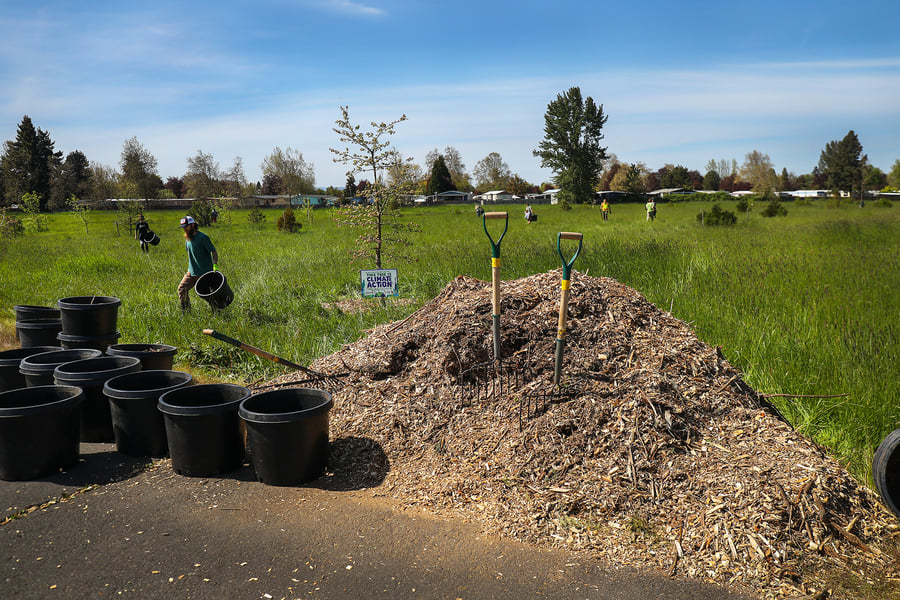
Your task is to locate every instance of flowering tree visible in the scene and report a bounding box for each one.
[330,106,419,269]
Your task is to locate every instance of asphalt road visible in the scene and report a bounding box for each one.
[1,443,756,599]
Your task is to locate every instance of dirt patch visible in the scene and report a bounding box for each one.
[262,271,900,599]
[321,297,417,314]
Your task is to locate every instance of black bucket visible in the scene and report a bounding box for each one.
[239,388,333,486]
[0,346,61,392]
[53,356,142,442]
[14,305,60,341]
[103,370,193,456]
[57,331,121,352]
[19,348,103,387]
[140,231,160,246]
[195,271,234,310]
[159,383,251,476]
[14,304,61,322]
[0,385,84,481]
[16,318,63,347]
[106,343,177,371]
[57,295,121,336]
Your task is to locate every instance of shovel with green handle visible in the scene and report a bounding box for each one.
[553,231,584,386]
[482,211,508,361]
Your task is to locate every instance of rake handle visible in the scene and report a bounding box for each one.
[203,328,309,373]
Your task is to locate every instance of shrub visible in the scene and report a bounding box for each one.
[189,199,214,226]
[0,211,24,238]
[697,203,737,226]
[736,198,752,213]
[761,200,788,217]
[247,205,266,225]
[875,198,893,208]
[276,207,302,232]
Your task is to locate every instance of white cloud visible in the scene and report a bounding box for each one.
[310,0,386,17]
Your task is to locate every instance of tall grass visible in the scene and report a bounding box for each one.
[1,200,897,483]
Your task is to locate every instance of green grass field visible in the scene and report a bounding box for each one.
[1,199,897,485]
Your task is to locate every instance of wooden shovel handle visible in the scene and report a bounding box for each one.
[559,232,583,240]
[484,212,508,219]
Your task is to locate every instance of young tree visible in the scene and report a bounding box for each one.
[330,105,420,269]
[472,152,511,190]
[533,86,608,206]
[818,130,867,196]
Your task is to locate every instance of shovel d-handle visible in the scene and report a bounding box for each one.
[554,231,584,385]
[483,212,508,361]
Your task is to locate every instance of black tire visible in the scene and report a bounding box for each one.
[873,428,900,519]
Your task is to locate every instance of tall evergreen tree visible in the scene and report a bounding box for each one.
[818,130,867,196]
[533,87,608,205]
[1,116,61,209]
[425,155,455,195]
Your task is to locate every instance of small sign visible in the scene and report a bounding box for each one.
[360,269,399,298]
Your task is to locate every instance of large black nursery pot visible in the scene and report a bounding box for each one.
[14,304,61,322]
[103,370,193,456]
[19,348,103,388]
[107,343,177,371]
[0,385,84,481]
[16,318,63,347]
[53,356,141,442]
[0,346,61,392]
[195,271,234,310]
[57,331,122,352]
[57,295,121,336]
[159,383,250,477]
[239,388,333,486]
[14,305,60,341]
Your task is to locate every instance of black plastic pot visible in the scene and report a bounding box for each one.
[57,331,121,352]
[14,304,61,321]
[103,370,193,456]
[239,388,333,486]
[195,271,234,310]
[16,318,63,347]
[140,230,160,245]
[0,346,61,392]
[14,305,60,340]
[0,385,84,481]
[57,295,121,336]
[53,356,142,442]
[106,343,177,371]
[19,348,103,387]
[159,383,251,476]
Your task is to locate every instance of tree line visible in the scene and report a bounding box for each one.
[3,97,899,212]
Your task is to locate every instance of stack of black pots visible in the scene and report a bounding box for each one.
[13,304,62,347]
[56,296,122,351]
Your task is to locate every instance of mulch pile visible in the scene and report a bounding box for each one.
[262,271,900,599]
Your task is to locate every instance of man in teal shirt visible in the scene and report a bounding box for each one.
[177,215,219,313]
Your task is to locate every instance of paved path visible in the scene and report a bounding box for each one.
[1,444,756,599]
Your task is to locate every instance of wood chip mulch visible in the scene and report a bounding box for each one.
[261,271,900,599]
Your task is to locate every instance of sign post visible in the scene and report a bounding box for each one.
[360,269,399,298]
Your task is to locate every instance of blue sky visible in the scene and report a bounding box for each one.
[1,0,898,188]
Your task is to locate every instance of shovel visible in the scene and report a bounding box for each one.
[553,232,583,385]
[482,212,509,361]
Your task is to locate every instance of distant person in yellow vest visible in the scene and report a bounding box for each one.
[645,199,657,221]
[600,199,610,221]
